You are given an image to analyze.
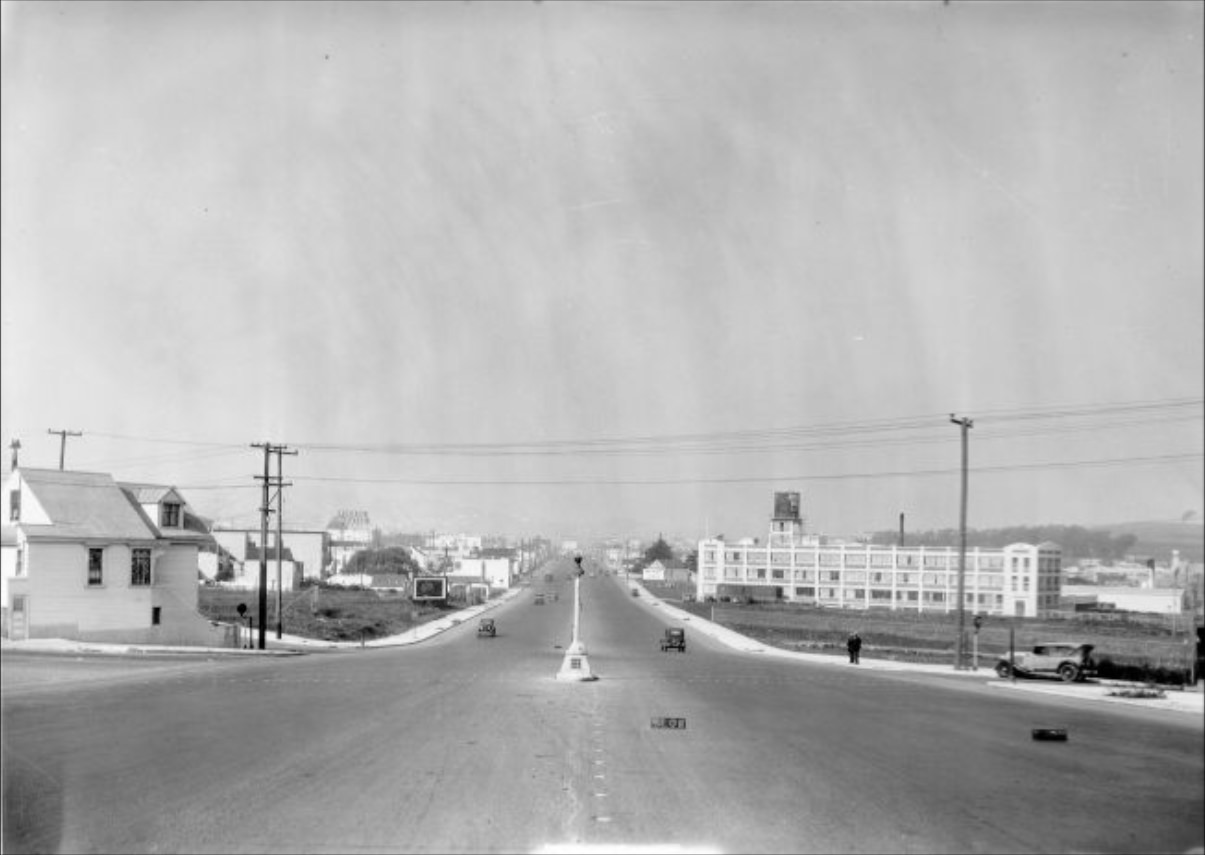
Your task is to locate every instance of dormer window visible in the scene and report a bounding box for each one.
[9,489,19,522]
[160,501,181,528]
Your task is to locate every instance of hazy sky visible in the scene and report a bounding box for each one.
[2,0,1202,544]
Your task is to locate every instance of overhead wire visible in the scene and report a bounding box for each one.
[71,396,1202,489]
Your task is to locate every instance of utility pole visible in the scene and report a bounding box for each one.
[950,415,973,671]
[47,429,82,470]
[252,443,273,650]
[273,445,297,639]
[251,442,295,649]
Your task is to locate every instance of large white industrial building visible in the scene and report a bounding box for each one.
[696,492,1063,618]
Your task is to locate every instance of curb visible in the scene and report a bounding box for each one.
[0,589,525,658]
[626,579,1204,717]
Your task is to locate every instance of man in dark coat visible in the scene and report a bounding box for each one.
[847,632,862,664]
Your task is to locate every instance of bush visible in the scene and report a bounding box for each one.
[1096,657,1189,687]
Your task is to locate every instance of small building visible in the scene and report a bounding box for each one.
[456,556,514,589]
[242,542,303,592]
[211,527,329,583]
[327,509,374,574]
[1064,586,1186,616]
[644,558,691,584]
[1,467,230,645]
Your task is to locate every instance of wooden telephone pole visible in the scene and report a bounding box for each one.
[251,442,296,649]
[47,429,82,470]
[950,415,973,671]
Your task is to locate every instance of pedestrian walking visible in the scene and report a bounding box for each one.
[847,632,862,664]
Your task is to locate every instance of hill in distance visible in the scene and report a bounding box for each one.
[1090,518,1204,564]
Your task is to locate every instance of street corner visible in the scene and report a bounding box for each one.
[988,677,1205,716]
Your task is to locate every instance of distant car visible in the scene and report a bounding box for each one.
[996,642,1097,682]
[477,618,496,638]
[660,627,686,652]
[534,593,545,605]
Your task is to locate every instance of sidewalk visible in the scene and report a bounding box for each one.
[627,579,1205,719]
[0,588,523,658]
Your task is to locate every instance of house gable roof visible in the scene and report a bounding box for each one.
[17,468,157,541]
[119,483,184,505]
[648,558,687,570]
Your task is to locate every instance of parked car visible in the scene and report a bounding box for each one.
[996,642,1097,682]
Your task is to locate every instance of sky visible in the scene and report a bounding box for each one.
[2,0,1202,546]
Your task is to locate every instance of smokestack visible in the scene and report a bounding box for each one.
[898,513,905,547]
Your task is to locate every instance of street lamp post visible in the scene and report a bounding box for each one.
[556,555,597,681]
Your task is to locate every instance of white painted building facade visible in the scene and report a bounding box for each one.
[1,468,230,644]
[696,492,1063,618]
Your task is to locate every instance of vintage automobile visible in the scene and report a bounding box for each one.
[996,642,1097,682]
[477,618,496,638]
[534,593,545,605]
[660,627,686,653]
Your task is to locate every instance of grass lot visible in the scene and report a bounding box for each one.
[197,586,464,643]
[637,579,1202,686]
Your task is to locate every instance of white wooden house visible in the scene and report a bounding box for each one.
[1,467,231,645]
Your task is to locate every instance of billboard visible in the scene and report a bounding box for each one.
[412,576,448,601]
[773,491,800,520]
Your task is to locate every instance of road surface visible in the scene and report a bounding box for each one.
[3,565,1202,853]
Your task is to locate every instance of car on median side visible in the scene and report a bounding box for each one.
[996,642,1097,682]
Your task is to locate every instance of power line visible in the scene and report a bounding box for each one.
[279,450,1203,487]
[68,397,1202,460]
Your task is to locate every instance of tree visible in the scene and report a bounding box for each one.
[636,536,675,572]
[344,547,420,578]
[215,548,235,582]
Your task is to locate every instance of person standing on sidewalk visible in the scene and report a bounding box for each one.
[847,632,862,664]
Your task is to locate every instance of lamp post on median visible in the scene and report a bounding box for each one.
[556,555,597,681]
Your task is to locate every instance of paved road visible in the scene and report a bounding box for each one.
[3,563,1202,854]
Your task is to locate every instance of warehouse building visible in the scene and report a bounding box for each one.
[696,492,1062,618]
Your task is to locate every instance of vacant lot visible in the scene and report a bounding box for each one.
[639,579,1201,685]
[197,586,463,643]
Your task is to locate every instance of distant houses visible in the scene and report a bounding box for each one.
[1,467,230,645]
[642,558,693,585]
[208,527,329,590]
[327,509,374,574]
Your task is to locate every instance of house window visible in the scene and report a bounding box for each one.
[152,607,161,626]
[88,548,104,586]
[131,548,152,586]
[160,502,181,528]
[16,545,26,577]
[9,489,19,522]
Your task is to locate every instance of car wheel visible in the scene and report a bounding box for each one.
[1057,663,1079,682]
[995,662,1012,678]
